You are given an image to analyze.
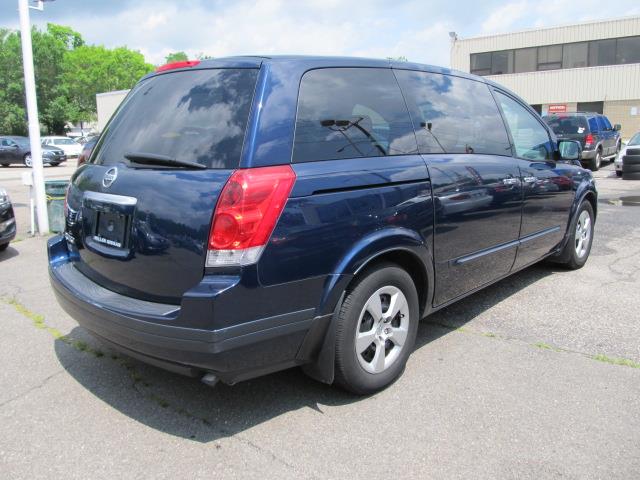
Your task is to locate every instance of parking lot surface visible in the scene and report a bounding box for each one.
[1,162,639,479]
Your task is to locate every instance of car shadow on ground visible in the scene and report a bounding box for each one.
[0,245,20,261]
[54,262,558,443]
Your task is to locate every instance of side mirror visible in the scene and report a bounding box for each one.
[614,124,621,131]
[558,139,581,161]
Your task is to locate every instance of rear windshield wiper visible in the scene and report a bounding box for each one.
[124,152,206,169]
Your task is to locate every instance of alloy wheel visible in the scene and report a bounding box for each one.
[355,286,410,374]
[575,210,592,259]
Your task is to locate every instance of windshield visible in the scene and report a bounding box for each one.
[54,138,77,145]
[628,133,640,146]
[93,68,258,169]
[543,115,588,134]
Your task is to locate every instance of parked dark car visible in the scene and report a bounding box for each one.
[48,56,597,394]
[77,135,99,167]
[0,187,16,251]
[0,136,67,167]
[543,112,621,171]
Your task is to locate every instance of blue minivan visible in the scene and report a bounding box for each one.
[49,56,597,394]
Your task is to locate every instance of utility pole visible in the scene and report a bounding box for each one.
[18,0,49,234]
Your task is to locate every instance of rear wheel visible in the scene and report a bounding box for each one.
[623,172,640,180]
[588,150,602,171]
[1,164,8,168]
[23,154,32,167]
[49,162,60,167]
[550,200,594,270]
[0,243,9,252]
[616,170,623,177]
[334,263,419,395]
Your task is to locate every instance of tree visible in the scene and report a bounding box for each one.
[63,45,153,122]
[164,51,188,63]
[0,23,154,135]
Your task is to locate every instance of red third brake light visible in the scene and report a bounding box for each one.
[206,165,296,267]
[155,60,201,73]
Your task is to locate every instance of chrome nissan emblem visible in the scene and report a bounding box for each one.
[103,167,118,188]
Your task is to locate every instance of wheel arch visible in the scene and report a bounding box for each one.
[302,227,434,385]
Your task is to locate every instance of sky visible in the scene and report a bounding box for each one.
[2,0,640,66]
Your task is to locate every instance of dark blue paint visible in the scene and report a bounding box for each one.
[49,56,597,385]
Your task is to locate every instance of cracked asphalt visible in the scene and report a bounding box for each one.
[1,161,639,479]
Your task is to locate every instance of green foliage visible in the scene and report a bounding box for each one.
[164,51,188,63]
[0,23,153,135]
[63,45,153,122]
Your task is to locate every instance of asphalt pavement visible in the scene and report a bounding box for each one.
[0,161,639,479]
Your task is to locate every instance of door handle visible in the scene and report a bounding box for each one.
[502,178,519,185]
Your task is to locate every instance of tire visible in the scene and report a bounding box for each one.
[627,148,640,156]
[622,164,640,174]
[49,162,60,167]
[623,172,640,180]
[23,153,32,167]
[334,262,419,395]
[0,243,8,252]
[622,155,640,166]
[1,164,8,168]
[616,170,623,177]
[588,150,601,171]
[550,200,594,270]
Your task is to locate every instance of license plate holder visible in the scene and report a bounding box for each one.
[93,211,128,249]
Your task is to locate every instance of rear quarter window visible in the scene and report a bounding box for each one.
[588,117,599,132]
[93,68,258,169]
[292,68,417,163]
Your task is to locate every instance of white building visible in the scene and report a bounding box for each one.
[450,16,640,138]
[95,89,129,132]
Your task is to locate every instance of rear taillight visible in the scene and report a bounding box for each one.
[206,165,296,267]
[77,147,89,167]
[585,133,594,147]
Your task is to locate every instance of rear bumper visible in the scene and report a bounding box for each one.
[48,236,331,384]
[581,150,596,160]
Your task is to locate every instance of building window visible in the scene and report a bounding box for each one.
[491,50,513,74]
[616,36,640,64]
[588,39,616,66]
[562,42,588,69]
[577,101,604,114]
[537,45,563,71]
[514,48,537,73]
[469,35,640,76]
[470,52,492,75]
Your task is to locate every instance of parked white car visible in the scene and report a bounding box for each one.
[615,132,640,177]
[41,136,83,158]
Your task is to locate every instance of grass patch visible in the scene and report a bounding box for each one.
[592,354,640,369]
[2,296,213,427]
[3,297,104,358]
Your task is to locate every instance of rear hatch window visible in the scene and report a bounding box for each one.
[92,68,259,169]
[543,115,588,134]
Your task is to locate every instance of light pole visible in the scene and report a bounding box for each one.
[18,0,53,234]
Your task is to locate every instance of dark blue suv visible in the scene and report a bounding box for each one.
[48,56,597,394]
